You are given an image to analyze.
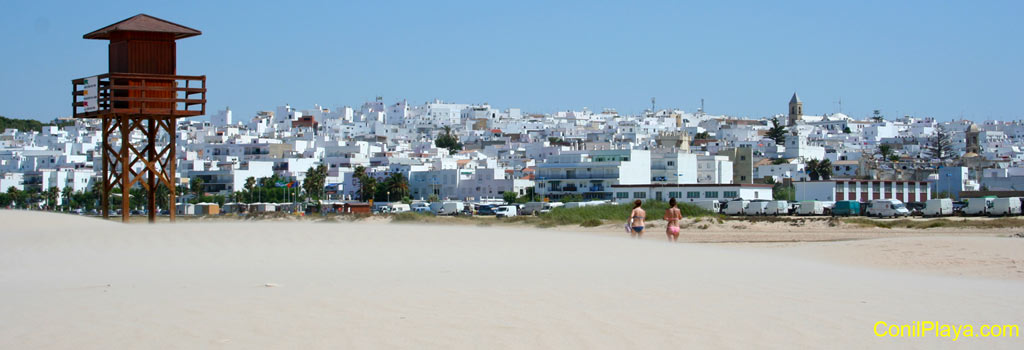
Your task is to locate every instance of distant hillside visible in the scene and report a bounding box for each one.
[0,116,74,132]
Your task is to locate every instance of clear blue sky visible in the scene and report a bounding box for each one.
[2,0,1022,122]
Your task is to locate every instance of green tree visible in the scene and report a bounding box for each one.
[842,126,852,134]
[817,159,833,180]
[190,177,205,200]
[303,164,328,202]
[878,144,893,160]
[244,176,257,203]
[807,159,821,181]
[385,172,409,201]
[924,125,954,164]
[358,176,377,202]
[766,117,787,144]
[772,183,795,201]
[872,110,884,123]
[44,186,59,210]
[694,131,711,140]
[502,191,518,204]
[427,194,439,203]
[434,125,463,153]
[61,186,74,211]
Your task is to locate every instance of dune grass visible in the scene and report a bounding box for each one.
[537,201,717,226]
[843,217,1024,229]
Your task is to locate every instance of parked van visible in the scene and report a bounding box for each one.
[831,200,861,216]
[990,198,1022,216]
[723,200,749,216]
[744,201,770,216]
[521,202,546,215]
[538,202,564,214]
[387,203,411,213]
[495,205,518,218]
[922,198,953,217]
[430,201,465,216]
[765,200,789,215]
[962,198,994,216]
[797,201,826,216]
[692,200,721,214]
[866,199,910,218]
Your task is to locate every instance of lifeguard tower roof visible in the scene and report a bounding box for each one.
[83,14,201,40]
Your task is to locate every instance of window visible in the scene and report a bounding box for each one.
[687,191,700,199]
[723,191,738,198]
[633,192,646,199]
[667,161,675,166]
[705,191,719,198]
[668,191,681,198]
[740,155,747,160]
[740,176,747,181]
[616,192,629,199]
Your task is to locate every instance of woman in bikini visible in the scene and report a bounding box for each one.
[665,198,682,242]
[628,200,646,238]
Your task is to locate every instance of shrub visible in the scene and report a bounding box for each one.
[580,219,603,227]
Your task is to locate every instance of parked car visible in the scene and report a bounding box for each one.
[922,198,953,217]
[866,199,910,218]
[905,202,926,216]
[831,200,861,217]
[476,204,498,215]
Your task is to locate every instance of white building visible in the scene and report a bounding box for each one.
[536,149,651,201]
[610,184,773,203]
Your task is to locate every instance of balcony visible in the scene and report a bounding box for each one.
[72,73,206,118]
[537,174,617,180]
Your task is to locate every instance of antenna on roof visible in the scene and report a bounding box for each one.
[651,97,656,112]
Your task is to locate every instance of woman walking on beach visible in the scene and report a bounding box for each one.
[628,200,646,238]
[665,198,682,242]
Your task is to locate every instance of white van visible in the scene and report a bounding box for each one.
[990,198,1022,216]
[766,200,789,215]
[963,198,994,216]
[723,200,749,216]
[797,201,826,216]
[866,199,911,218]
[524,202,557,215]
[692,200,721,214]
[430,201,465,216]
[495,205,518,218]
[922,198,953,217]
[539,202,564,214]
[388,203,411,213]
[744,201,770,216]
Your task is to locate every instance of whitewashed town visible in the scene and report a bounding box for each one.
[2,93,1023,216]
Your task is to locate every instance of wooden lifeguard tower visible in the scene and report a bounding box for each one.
[72,14,206,222]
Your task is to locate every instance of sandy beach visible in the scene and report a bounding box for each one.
[2,210,1023,349]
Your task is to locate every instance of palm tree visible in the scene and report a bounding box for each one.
[386,172,409,201]
[61,186,74,211]
[244,177,256,203]
[817,159,833,180]
[44,187,59,210]
[806,159,821,181]
[190,177,205,201]
[358,176,377,202]
[878,144,893,161]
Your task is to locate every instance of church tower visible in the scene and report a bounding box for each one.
[788,93,803,126]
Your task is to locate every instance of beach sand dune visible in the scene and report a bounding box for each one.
[1,210,1022,349]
